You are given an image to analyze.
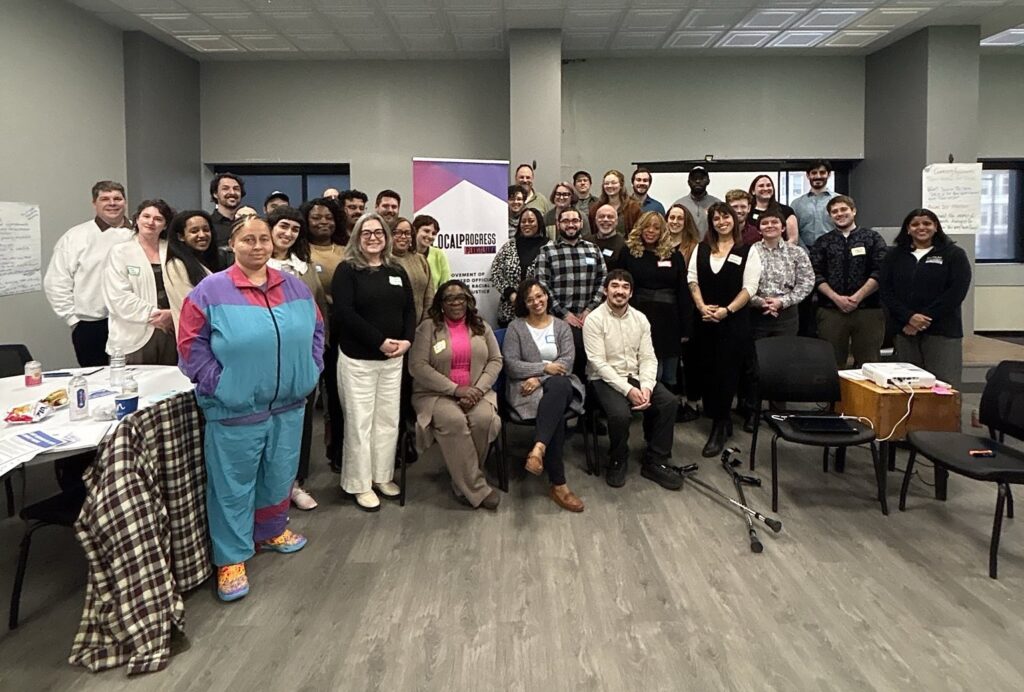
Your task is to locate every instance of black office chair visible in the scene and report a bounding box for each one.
[899,360,1024,578]
[749,336,887,515]
[9,486,86,629]
[1,344,34,517]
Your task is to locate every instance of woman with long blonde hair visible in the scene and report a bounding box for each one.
[588,169,641,235]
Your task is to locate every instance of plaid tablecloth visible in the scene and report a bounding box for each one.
[68,391,210,675]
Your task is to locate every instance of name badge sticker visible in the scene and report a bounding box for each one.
[545,334,557,344]
[727,254,742,265]
[850,246,866,257]
[602,248,613,257]
[316,264,323,273]
[433,340,446,354]
[127,265,141,276]
[389,275,403,286]
[657,260,672,268]
[925,256,944,265]
[585,257,595,266]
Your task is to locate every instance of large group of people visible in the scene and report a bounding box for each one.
[41,160,973,601]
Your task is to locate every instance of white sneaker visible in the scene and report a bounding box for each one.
[373,481,401,498]
[354,490,381,512]
[290,483,318,511]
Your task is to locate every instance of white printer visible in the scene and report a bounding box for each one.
[861,362,937,389]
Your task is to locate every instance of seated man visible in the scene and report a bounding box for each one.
[583,269,681,490]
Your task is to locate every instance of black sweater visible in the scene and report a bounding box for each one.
[879,240,972,338]
[331,261,416,360]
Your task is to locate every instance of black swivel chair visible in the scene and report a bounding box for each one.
[899,360,1024,578]
[749,336,887,515]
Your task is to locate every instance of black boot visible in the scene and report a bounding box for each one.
[724,418,734,438]
[702,421,725,458]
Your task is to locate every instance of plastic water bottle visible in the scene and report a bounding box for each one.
[68,373,90,421]
[109,348,126,388]
[122,373,138,397]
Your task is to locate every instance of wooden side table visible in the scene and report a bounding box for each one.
[838,376,962,498]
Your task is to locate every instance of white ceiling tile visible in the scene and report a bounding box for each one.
[240,0,314,9]
[343,33,402,51]
[455,32,504,51]
[611,31,667,50]
[717,30,776,48]
[91,10,156,30]
[141,13,214,34]
[201,12,270,33]
[506,9,565,29]
[681,8,746,30]
[313,0,371,8]
[505,0,559,9]
[176,0,247,11]
[621,9,681,31]
[390,11,445,33]
[562,32,610,51]
[664,30,720,49]
[263,12,332,34]
[738,9,806,30]
[854,7,931,30]
[797,8,867,30]
[325,11,390,33]
[981,29,1024,46]
[444,0,500,7]
[563,9,622,31]
[768,30,833,47]
[67,0,128,11]
[290,34,350,51]
[175,34,243,52]
[381,0,437,6]
[110,0,186,10]
[401,34,457,52]
[234,34,298,51]
[447,11,500,32]
[822,29,887,47]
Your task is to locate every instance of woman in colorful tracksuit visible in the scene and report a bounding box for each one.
[178,216,324,601]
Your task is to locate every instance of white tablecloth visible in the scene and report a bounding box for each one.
[0,365,194,471]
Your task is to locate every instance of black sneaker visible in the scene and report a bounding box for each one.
[605,460,627,488]
[677,403,701,423]
[641,463,683,490]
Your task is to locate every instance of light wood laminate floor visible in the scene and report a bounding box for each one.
[1,395,1023,691]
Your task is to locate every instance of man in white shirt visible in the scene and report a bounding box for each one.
[584,269,681,490]
[44,180,133,366]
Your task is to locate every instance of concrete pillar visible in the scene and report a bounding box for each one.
[509,30,562,195]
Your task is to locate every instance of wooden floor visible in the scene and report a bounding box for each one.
[2,397,1024,691]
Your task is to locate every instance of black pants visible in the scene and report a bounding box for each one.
[681,338,701,402]
[569,325,587,381]
[696,314,752,421]
[71,319,109,367]
[323,344,344,466]
[297,391,315,483]
[591,380,677,466]
[797,294,817,338]
[740,306,798,410]
[533,376,574,486]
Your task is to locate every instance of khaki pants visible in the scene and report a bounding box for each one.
[816,307,884,368]
[429,397,497,507]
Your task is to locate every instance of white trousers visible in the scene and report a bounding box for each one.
[337,350,403,494]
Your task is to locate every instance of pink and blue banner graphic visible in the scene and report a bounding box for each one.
[413,157,510,323]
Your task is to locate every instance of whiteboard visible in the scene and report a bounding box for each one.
[0,201,42,296]
[921,163,982,235]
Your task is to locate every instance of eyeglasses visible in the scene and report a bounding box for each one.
[553,191,572,198]
[393,230,412,238]
[442,295,468,304]
[360,229,386,239]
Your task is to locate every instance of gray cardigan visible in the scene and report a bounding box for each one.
[501,316,585,420]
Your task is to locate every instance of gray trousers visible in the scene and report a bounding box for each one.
[816,307,884,368]
[893,333,963,389]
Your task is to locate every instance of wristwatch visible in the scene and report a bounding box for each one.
[724,306,732,315]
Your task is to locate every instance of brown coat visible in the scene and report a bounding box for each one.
[408,319,503,450]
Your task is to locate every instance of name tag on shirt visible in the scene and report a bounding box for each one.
[433,340,446,354]
[545,334,557,344]
[657,260,672,268]
[389,275,403,286]
[127,265,140,276]
[727,254,742,265]
[585,257,595,266]
[850,246,866,257]
[925,256,944,265]
[316,264,323,273]
[602,248,613,257]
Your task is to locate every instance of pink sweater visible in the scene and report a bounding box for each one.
[446,317,472,387]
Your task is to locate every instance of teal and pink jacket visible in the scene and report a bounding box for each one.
[177,264,324,424]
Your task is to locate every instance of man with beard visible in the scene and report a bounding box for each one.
[631,168,665,215]
[673,166,721,238]
[791,160,835,249]
[585,203,626,267]
[535,207,606,378]
[375,189,401,229]
[573,170,598,217]
[583,269,680,490]
[209,173,245,248]
[263,191,290,216]
[726,189,760,246]
[515,163,551,214]
[338,189,367,244]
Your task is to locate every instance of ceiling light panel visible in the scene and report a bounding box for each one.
[234,35,297,51]
[141,13,214,34]
[769,30,832,47]
[981,29,1024,46]
[822,29,886,47]
[621,9,681,31]
[797,8,867,30]
[201,12,270,33]
[664,30,720,49]
[390,11,445,33]
[739,9,806,30]
[681,8,746,30]
[717,30,777,48]
[855,7,930,30]
[176,35,242,52]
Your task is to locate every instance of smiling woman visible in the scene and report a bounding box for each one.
[164,210,224,333]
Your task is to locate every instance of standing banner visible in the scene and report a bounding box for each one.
[413,157,510,323]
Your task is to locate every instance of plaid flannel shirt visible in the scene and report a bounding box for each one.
[69,391,209,676]
[534,237,607,318]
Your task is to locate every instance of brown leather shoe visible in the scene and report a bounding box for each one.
[480,490,501,511]
[549,485,584,513]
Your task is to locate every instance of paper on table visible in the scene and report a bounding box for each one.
[839,369,868,381]
[0,429,77,475]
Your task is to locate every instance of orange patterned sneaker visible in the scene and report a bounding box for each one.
[217,563,249,602]
[257,528,308,554]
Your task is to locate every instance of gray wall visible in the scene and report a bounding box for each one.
[509,31,562,195]
[925,27,980,167]
[562,56,866,183]
[124,32,201,210]
[200,60,510,205]
[979,55,1024,159]
[0,0,127,368]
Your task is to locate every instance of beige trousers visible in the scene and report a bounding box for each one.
[429,397,496,507]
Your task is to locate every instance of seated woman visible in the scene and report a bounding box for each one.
[502,279,585,512]
[164,209,223,333]
[103,199,177,365]
[409,280,503,510]
[880,208,972,388]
